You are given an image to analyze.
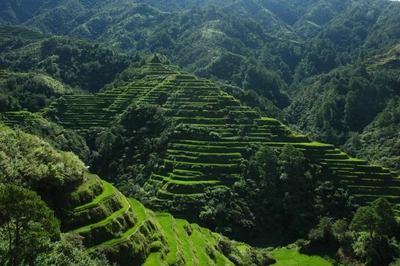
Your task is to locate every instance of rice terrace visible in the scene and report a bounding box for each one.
[2,0,400,264]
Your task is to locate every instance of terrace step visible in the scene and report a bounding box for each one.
[155,213,186,265]
[86,198,151,252]
[63,181,123,231]
[73,194,136,248]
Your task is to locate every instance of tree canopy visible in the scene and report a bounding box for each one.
[0,184,60,266]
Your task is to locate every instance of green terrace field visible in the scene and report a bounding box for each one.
[0,110,42,125]
[59,173,237,265]
[0,69,9,80]
[0,25,47,40]
[4,60,400,216]
[272,249,335,266]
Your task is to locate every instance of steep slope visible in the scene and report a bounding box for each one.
[0,25,137,93]
[219,0,294,38]
[51,174,275,265]
[40,59,400,217]
[0,124,273,265]
[286,43,400,173]
[0,24,46,39]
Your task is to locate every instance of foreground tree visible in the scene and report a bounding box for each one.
[350,206,381,239]
[34,233,110,265]
[0,184,60,266]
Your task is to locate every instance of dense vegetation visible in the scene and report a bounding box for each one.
[39,60,400,266]
[1,0,400,264]
[2,0,400,173]
[0,125,110,265]
[0,28,140,93]
[199,144,355,242]
[0,124,278,265]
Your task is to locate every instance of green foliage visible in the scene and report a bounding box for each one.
[242,61,289,108]
[306,198,400,265]
[0,72,76,112]
[351,198,398,240]
[308,217,333,243]
[0,124,86,190]
[0,184,60,266]
[350,206,382,239]
[218,237,275,266]
[2,2,400,263]
[348,96,400,173]
[372,198,398,236]
[287,65,400,147]
[200,144,355,242]
[3,1,400,174]
[90,103,174,195]
[0,28,139,93]
[7,117,90,162]
[352,234,400,266]
[33,233,110,265]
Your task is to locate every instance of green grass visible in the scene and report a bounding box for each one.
[74,180,115,211]
[142,253,162,266]
[200,227,233,266]
[43,60,400,215]
[129,198,148,222]
[272,249,333,266]
[72,192,130,232]
[189,224,214,265]
[175,219,196,265]
[88,198,148,249]
[156,213,181,265]
[154,174,221,185]
[237,245,250,254]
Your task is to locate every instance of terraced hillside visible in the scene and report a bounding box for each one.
[0,24,46,40]
[9,58,400,215]
[0,123,277,265]
[59,172,258,265]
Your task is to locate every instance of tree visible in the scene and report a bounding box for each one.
[254,146,278,188]
[34,233,110,265]
[371,198,398,237]
[332,219,348,243]
[350,206,381,239]
[279,144,305,178]
[0,184,60,266]
[308,216,333,244]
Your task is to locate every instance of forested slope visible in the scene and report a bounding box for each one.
[20,58,396,250]
[0,124,277,265]
[2,1,400,170]
[1,0,400,264]
[0,25,139,94]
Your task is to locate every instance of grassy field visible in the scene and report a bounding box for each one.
[142,253,161,266]
[272,249,334,266]
[72,193,130,232]
[74,180,115,211]
[156,213,183,265]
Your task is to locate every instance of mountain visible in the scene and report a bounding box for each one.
[285,44,400,172]
[2,0,400,263]
[2,55,399,263]
[3,57,387,247]
[1,52,400,265]
[0,123,280,265]
[0,25,139,94]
